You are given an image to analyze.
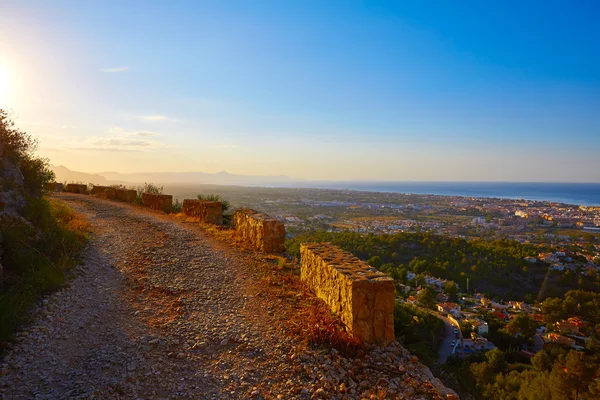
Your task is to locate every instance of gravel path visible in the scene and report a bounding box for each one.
[0,194,454,400]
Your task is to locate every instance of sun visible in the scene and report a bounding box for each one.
[0,65,10,106]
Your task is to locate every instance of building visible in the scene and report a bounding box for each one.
[555,320,580,335]
[545,333,575,348]
[515,210,529,218]
[472,217,486,225]
[471,320,489,335]
[437,302,461,314]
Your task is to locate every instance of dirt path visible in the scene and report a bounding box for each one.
[0,193,452,400]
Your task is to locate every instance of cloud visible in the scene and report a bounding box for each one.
[211,144,240,149]
[101,66,131,73]
[82,127,168,152]
[94,138,155,147]
[127,131,157,137]
[69,147,141,153]
[140,115,174,121]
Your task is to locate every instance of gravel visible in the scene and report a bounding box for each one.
[0,193,456,399]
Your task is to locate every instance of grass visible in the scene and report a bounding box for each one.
[0,198,89,342]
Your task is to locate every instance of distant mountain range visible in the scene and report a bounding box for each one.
[50,165,296,186]
[51,165,109,185]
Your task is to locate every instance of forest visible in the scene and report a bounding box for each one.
[286,230,600,300]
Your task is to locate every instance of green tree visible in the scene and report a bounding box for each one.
[416,287,436,309]
[443,281,459,302]
[507,313,538,338]
[366,255,382,268]
[531,350,553,372]
[485,348,507,373]
[549,350,595,400]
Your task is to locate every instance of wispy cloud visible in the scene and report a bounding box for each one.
[211,144,240,149]
[101,66,131,73]
[19,121,76,129]
[70,147,141,153]
[81,127,168,152]
[127,131,157,137]
[139,115,175,121]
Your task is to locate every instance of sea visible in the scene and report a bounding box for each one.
[300,182,600,206]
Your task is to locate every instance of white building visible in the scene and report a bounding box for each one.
[472,320,489,335]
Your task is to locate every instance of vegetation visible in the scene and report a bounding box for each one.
[286,230,599,300]
[443,347,599,400]
[172,199,183,213]
[0,110,54,196]
[135,182,163,204]
[0,198,89,340]
[0,110,89,341]
[394,303,445,365]
[197,194,233,225]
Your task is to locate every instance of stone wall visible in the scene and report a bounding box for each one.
[233,209,285,253]
[141,193,173,213]
[300,242,395,344]
[116,189,137,203]
[91,185,110,195]
[66,184,87,194]
[103,188,137,203]
[182,199,223,225]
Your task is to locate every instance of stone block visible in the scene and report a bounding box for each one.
[116,189,137,203]
[233,209,285,253]
[300,242,395,344]
[66,184,87,194]
[141,193,173,213]
[91,185,110,195]
[182,199,223,224]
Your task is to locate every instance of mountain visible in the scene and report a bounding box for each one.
[51,165,108,185]
[51,165,296,186]
[96,170,296,185]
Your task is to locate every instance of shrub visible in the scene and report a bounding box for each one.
[0,198,89,340]
[135,182,163,204]
[0,110,54,195]
[172,199,183,213]
[197,194,232,225]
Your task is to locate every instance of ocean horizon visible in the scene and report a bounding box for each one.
[290,181,600,206]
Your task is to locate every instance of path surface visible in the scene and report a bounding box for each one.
[0,194,451,399]
[437,314,461,364]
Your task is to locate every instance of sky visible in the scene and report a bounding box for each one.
[0,0,599,182]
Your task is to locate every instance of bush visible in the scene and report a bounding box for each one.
[135,182,163,204]
[0,198,89,340]
[173,199,183,213]
[0,110,54,195]
[197,194,232,225]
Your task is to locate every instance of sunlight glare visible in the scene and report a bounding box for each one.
[0,65,10,106]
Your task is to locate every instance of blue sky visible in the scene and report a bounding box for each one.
[0,1,599,181]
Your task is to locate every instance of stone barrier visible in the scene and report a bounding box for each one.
[233,209,285,253]
[182,199,223,225]
[142,193,173,213]
[66,184,87,194]
[300,242,395,344]
[116,189,137,203]
[91,185,110,195]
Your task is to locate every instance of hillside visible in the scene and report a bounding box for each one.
[0,193,456,399]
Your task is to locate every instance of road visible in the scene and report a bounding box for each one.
[0,193,450,399]
[436,314,461,364]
